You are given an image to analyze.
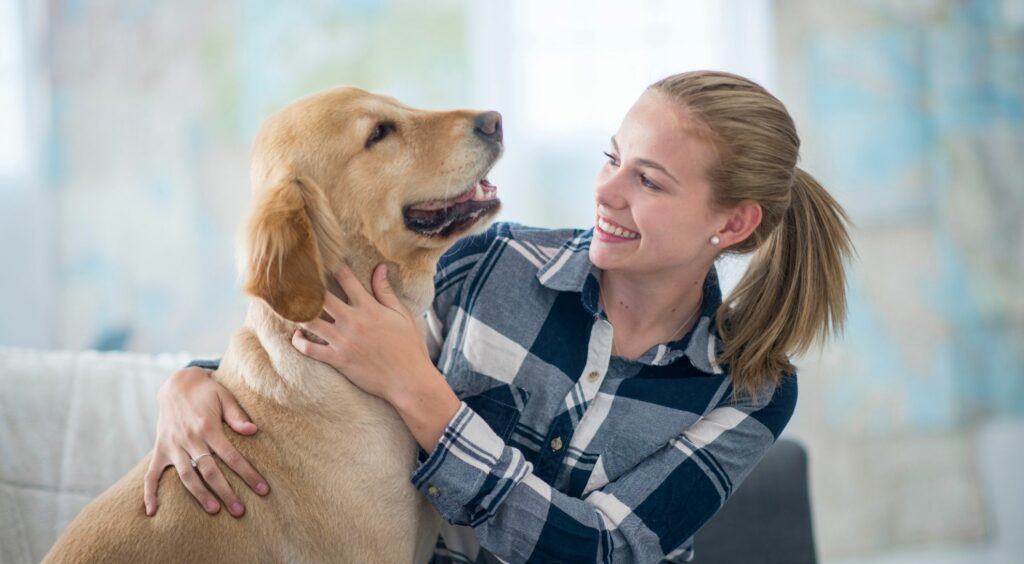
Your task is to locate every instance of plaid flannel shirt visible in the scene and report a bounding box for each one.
[410,220,800,563]
[187,221,798,563]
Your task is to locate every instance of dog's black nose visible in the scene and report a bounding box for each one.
[474,111,503,143]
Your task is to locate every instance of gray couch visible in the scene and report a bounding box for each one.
[693,438,817,563]
[0,347,816,563]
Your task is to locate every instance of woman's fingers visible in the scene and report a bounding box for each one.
[371,263,411,316]
[322,290,350,322]
[292,328,333,361]
[206,431,270,497]
[147,367,269,519]
[219,389,258,436]
[171,449,222,514]
[333,264,369,306]
[297,316,335,340]
[189,449,246,517]
[143,452,171,516]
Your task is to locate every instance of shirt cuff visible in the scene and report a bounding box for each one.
[410,401,532,526]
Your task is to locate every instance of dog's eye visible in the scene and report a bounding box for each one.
[366,121,396,148]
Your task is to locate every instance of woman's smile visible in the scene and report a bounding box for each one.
[596,215,641,241]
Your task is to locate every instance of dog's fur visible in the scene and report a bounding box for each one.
[43,86,502,563]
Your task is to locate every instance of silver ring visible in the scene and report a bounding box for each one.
[189,452,213,469]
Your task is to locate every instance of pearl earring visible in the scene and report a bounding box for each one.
[710,235,720,246]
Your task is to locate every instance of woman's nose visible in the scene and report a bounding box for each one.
[595,169,628,209]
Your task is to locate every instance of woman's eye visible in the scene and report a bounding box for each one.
[366,121,395,147]
[640,174,660,191]
[603,151,620,166]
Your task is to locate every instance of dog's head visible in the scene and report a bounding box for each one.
[240,86,503,322]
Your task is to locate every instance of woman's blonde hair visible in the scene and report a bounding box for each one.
[649,70,856,403]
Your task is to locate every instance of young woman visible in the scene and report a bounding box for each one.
[144,70,853,562]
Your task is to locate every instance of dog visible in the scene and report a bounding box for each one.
[43,86,503,563]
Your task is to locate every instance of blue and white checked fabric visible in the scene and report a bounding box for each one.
[411,222,798,563]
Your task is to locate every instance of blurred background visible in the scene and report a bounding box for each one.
[1,0,1021,562]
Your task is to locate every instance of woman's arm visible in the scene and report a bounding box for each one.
[405,373,799,563]
[142,364,270,517]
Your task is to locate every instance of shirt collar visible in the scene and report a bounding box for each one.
[536,227,726,373]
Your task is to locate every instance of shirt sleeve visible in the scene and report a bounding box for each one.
[410,372,799,563]
[184,358,221,371]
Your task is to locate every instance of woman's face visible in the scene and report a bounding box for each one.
[589,89,725,277]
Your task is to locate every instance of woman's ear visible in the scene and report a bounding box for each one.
[715,199,763,249]
[242,176,327,322]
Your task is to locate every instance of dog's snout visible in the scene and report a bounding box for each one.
[473,111,503,143]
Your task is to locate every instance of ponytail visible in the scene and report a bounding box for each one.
[715,167,855,403]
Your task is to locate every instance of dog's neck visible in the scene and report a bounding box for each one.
[328,253,437,315]
[221,260,437,407]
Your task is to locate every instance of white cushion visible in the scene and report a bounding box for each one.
[0,347,190,563]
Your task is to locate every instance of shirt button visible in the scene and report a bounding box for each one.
[550,436,563,451]
[428,485,441,497]
[587,371,600,382]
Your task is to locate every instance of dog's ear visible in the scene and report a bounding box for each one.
[242,176,327,322]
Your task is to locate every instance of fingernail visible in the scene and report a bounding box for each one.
[231,502,244,515]
[206,500,219,512]
[256,482,269,494]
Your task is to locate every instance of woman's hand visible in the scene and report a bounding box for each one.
[143,367,270,517]
[291,263,434,404]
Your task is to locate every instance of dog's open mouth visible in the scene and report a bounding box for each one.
[403,178,501,237]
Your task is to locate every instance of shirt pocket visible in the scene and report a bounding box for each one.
[583,440,672,496]
[449,369,531,443]
[586,406,706,491]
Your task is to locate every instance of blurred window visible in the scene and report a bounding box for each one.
[468,0,774,295]
[0,0,28,177]
[513,0,776,137]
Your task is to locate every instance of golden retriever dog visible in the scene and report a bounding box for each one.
[43,86,503,563]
